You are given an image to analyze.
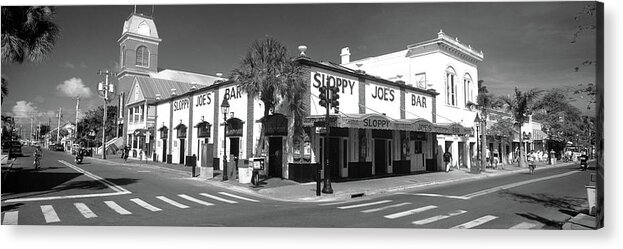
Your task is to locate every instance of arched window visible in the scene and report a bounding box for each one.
[445,67,457,106]
[464,73,473,106]
[136,46,149,67]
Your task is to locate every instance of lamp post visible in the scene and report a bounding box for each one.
[473,114,482,173]
[97,70,116,159]
[221,98,230,181]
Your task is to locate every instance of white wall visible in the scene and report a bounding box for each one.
[217,84,248,160]
[155,102,170,162]
[190,89,215,167]
[171,97,191,164]
[364,81,401,119]
[309,69,360,116]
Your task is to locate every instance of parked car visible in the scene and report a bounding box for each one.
[50,143,65,151]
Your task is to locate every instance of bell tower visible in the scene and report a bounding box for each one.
[116,10,162,142]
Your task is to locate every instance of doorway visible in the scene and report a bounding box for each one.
[179,139,185,165]
[328,137,340,179]
[162,139,167,163]
[229,137,240,159]
[458,142,465,168]
[374,139,387,175]
[268,137,283,178]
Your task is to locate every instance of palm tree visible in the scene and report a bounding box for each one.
[466,80,502,168]
[2,6,60,106]
[2,6,60,64]
[231,37,306,156]
[500,87,542,167]
[1,77,7,105]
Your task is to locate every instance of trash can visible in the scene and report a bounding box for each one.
[238,159,252,184]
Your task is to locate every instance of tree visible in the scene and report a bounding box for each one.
[466,80,502,168]
[231,37,306,156]
[1,6,60,106]
[533,89,584,151]
[499,87,542,167]
[76,105,117,147]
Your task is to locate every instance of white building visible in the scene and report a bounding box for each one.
[341,30,483,169]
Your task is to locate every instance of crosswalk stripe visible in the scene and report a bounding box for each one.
[130,198,162,212]
[451,215,498,229]
[74,203,98,218]
[361,202,411,213]
[104,201,132,215]
[2,211,19,225]
[337,200,392,210]
[200,193,238,204]
[218,192,259,203]
[509,222,538,229]
[384,205,437,219]
[412,210,467,225]
[178,194,214,206]
[156,196,190,209]
[40,205,60,223]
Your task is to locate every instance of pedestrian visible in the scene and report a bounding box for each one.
[528,150,537,174]
[443,150,452,172]
[123,145,130,163]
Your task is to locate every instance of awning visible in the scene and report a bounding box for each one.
[303,113,472,135]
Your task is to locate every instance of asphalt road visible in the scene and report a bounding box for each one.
[2,146,593,229]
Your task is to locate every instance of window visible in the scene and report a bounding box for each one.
[120,46,125,67]
[133,107,142,124]
[129,108,134,124]
[445,67,457,106]
[414,73,426,89]
[136,46,149,67]
[464,73,473,106]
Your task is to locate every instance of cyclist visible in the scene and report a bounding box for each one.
[33,145,42,170]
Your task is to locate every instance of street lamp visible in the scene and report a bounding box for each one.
[97,70,116,159]
[473,113,482,173]
[221,98,230,181]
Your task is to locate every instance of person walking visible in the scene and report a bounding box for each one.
[443,150,453,172]
[123,145,130,163]
[528,150,537,174]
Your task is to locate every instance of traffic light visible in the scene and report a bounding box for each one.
[330,86,340,112]
[319,86,327,107]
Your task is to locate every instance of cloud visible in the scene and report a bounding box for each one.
[56,77,92,98]
[12,101,39,118]
[79,62,87,68]
[34,95,45,103]
[61,62,76,69]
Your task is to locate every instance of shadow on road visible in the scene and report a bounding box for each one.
[502,190,589,229]
[1,203,23,212]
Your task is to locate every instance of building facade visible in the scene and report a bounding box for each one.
[341,30,483,170]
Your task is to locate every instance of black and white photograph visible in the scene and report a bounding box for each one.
[0,0,617,248]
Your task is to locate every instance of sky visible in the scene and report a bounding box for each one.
[1,1,598,136]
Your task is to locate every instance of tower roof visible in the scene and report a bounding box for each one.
[121,13,159,39]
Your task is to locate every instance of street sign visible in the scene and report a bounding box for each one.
[316,127,327,134]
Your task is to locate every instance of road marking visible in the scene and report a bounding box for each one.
[451,215,498,229]
[462,171,581,199]
[361,202,411,213]
[200,193,238,204]
[218,192,259,203]
[178,194,214,207]
[40,205,60,223]
[406,193,469,200]
[74,203,98,218]
[4,161,132,203]
[412,210,467,225]
[337,200,392,210]
[130,198,162,212]
[384,205,437,219]
[104,201,132,215]
[509,222,539,229]
[2,211,18,225]
[137,170,151,173]
[156,196,189,209]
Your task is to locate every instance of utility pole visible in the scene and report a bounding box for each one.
[75,96,80,142]
[98,70,116,159]
[30,117,34,143]
[57,107,62,143]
